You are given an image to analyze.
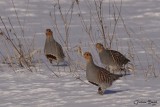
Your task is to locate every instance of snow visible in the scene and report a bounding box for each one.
[0,67,159,107]
[0,0,160,107]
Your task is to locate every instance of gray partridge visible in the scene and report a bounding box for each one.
[83,52,123,95]
[96,43,130,73]
[44,29,65,64]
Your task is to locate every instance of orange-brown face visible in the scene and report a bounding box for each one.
[46,29,53,37]
[95,43,104,52]
[83,52,92,61]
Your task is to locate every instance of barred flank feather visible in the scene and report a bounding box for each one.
[97,68,120,85]
[109,50,130,65]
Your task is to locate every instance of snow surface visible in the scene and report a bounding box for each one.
[0,0,160,107]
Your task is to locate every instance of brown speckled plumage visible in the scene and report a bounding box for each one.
[83,52,123,95]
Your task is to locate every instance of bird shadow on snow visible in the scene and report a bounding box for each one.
[52,64,68,67]
[51,61,70,67]
[103,89,130,95]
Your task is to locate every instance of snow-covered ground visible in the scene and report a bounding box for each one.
[0,0,160,107]
[0,65,159,107]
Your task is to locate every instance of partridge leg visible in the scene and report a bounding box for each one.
[49,59,52,64]
[98,87,104,95]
